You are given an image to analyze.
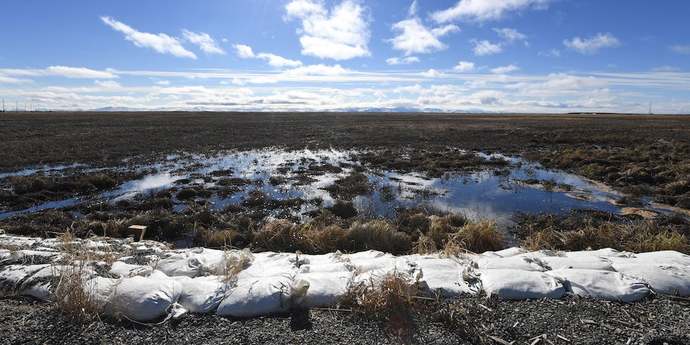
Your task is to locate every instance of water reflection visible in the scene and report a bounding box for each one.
[0,149,634,224]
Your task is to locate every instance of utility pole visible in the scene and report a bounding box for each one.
[1,98,5,112]
[648,101,653,115]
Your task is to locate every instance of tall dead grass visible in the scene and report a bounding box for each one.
[52,231,100,321]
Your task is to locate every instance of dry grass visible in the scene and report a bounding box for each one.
[342,271,420,339]
[346,220,412,255]
[222,249,253,284]
[52,231,100,321]
[518,214,690,254]
[449,221,505,254]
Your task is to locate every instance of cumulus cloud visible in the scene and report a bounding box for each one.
[491,64,519,74]
[101,16,197,59]
[472,40,502,56]
[389,1,459,56]
[233,44,302,68]
[432,0,550,23]
[386,56,420,65]
[182,30,225,55]
[390,18,459,55]
[285,0,370,60]
[453,61,475,72]
[233,44,255,58]
[670,45,690,55]
[563,33,620,55]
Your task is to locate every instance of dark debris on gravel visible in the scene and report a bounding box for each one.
[1,296,689,345]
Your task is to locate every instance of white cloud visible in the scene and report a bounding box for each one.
[432,0,550,23]
[0,75,31,84]
[493,28,527,44]
[45,66,118,79]
[94,80,122,89]
[421,69,443,78]
[491,64,519,74]
[233,44,302,68]
[233,44,255,58]
[538,49,561,57]
[670,45,690,55]
[155,80,171,86]
[389,1,459,56]
[182,30,225,55]
[256,53,303,68]
[285,0,370,60]
[386,56,420,65]
[390,18,459,55]
[453,61,475,72]
[563,33,620,55]
[472,40,502,56]
[652,66,679,72]
[284,64,348,76]
[101,16,197,59]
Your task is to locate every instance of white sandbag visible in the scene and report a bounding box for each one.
[632,251,690,266]
[409,256,477,296]
[84,276,120,310]
[109,270,183,321]
[476,256,548,272]
[480,269,566,300]
[173,276,228,313]
[490,247,529,258]
[564,248,634,258]
[216,277,292,317]
[156,248,228,278]
[612,263,690,297]
[239,252,296,280]
[0,264,50,297]
[539,256,615,271]
[547,269,650,302]
[295,271,351,307]
[110,261,152,278]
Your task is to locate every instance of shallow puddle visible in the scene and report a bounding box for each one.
[0,148,658,225]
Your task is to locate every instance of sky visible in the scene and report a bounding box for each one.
[1,0,689,113]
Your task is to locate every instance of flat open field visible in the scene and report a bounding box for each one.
[2,112,690,169]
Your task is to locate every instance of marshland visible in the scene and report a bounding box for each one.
[1,112,690,344]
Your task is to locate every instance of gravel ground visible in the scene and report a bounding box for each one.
[1,296,689,345]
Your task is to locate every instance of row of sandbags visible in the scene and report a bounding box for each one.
[2,234,690,322]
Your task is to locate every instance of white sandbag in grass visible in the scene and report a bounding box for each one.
[110,261,153,278]
[564,248,634,259]
[109,270,183,322]
[295,271,351,307]
[476,256,548,272]
[408,256,477,296]
[239,252,295,280]
[345,251,416,283]
[216,277,292,317]
[612,263,690,297]
[547,269,650,302]
[173,276,228,313]
[538,256,615,271]
[490,247,529,258]
[0,264,50,297]
[480,269,566,300]
[156,248,228,278]
[631,251,690,266]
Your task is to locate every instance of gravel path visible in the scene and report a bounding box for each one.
[1,296,689,345]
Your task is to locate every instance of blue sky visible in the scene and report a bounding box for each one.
[1,0,689,113]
